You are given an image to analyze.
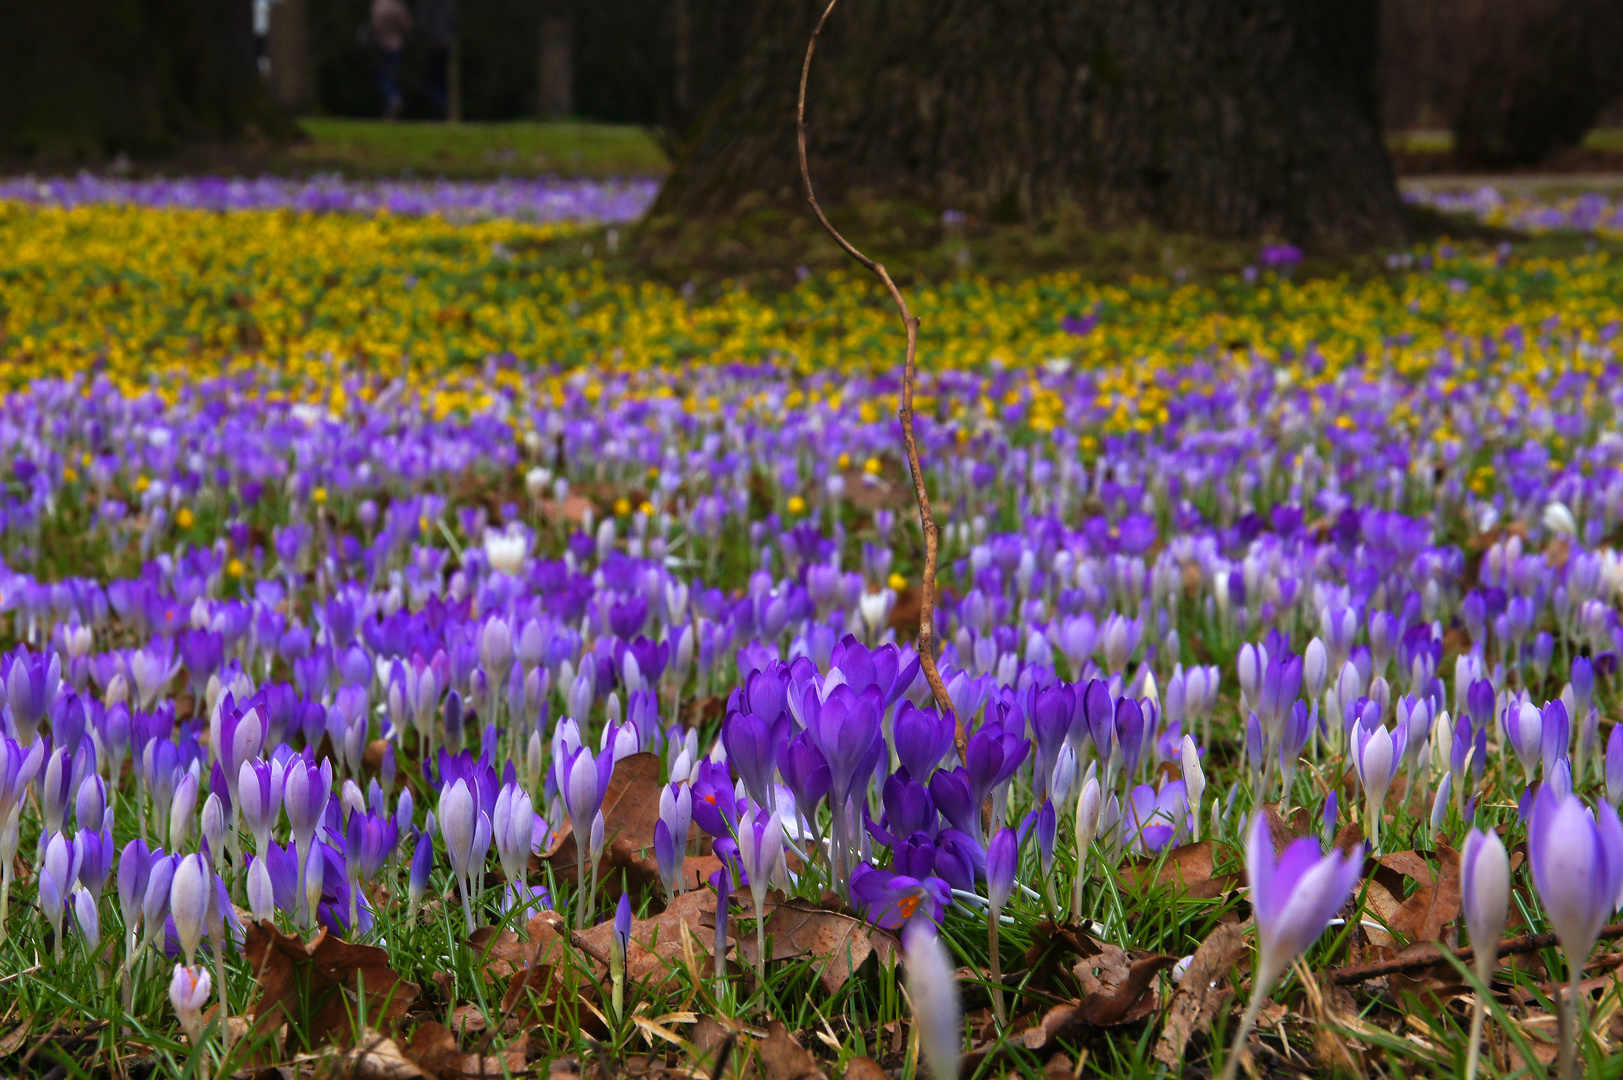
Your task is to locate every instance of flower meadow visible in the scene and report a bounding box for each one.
[4,190,1623,1080]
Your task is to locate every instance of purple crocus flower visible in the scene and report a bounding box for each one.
[849,863,951,930]
[892,701,955,783]
[1247,809,1362,990]
[1528,788,1623,973]
[6,646,54,744]
[801,682,885,809]
[776,731,831,821]
[407,824,435,919]
[1461,828,1509,970]
[1351,717,1406,851]
[721,708,786,808]
[439,778,492,932]
[654,782,692,896]
[1607,725,1623,809]
[1503,700,1542,783]
[1528,788,1623,1080]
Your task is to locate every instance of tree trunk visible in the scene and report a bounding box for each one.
[538,8,574,119]
[0,0,285,160]
[1449,0,1623,166]
[268,0,315,113]
[653,0,1405,252]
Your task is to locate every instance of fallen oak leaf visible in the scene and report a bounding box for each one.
[573,886,718,985]
[294,1027,427,1079]
[243,920,419,1049]
[404,1021,527,1080]
[840,1056,888,1080]
[467,909,574,982]
[1152,922,1248,1066]
[1119,842,1236,900]
[542,752,665,885]
[755,1020,825,1080]
[733,898,899,995]
[1076,952,1178,1026]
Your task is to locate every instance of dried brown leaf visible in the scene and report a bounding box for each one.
[243,920,419,1049]
[1077,953,1177,1026]
[467,909,574,982]
[296,1028,427,1079]
[404,1021,528,1079]
[756,1021,825,1080]
[1392,845,1461,944]
[840,1056,889,1080]
[544,752,666,885]
[1120,842,1236,900]
[735,899,899,995]
[1152,922,1248,1065]
[574,886,718,985]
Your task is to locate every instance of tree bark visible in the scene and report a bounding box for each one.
[653,0,1405,252]
[538,7,574,119]
[268,0,315,114]
[0,0,285,159]
[1448,0,1623,166]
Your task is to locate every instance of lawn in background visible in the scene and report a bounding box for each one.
[280,118,669,179]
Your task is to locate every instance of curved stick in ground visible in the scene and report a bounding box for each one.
[795,0,963,763]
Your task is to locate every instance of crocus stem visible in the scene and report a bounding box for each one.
[348,875,360,935]
[756,919,768,985]
[460,874,477,936]
[215,945,231,1056]
[1220,983,1267,1080]
[0,861,11,943]
[1558,970,1583,1080]
[294,840,308,929]
[575,843,588,930]
[988,903,1005,1028]
[1364,792,1381,853]
[1464,996,1485,1080]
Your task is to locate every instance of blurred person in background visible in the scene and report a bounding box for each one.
[370,0,414,119]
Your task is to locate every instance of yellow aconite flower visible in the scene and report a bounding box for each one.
[227,558,245,578]
[787,496,807,515]
[313,487,328,505]
[175,507,195,529]
[614,497,632,516]
[887,572,909,592]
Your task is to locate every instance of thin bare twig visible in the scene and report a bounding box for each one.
[796,0,962,763]
[1328,920,1623,986]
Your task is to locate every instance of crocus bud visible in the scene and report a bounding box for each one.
[1074,768,1101,854]
[303,840,325,924]
[1430,772,1452,835]
[1180,736,1205,843]
[247,856,276,923]
[169,963,212,1044]
[609,891,632,1016]
[408,825,434,920]
[493,783,534,888]
[1246,811,1362,994]
[1461,828,1509,982]
[903,922,961,1080]
[170,854,211,967]
[986,827,1018,912]
[117,838,151,935]
[1607,725,1623,809]
[169,770,199,851]
[72,887,100,952]
[201,793,226,860]
[1302,637,1328,701]
[1528,788,1623,974]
